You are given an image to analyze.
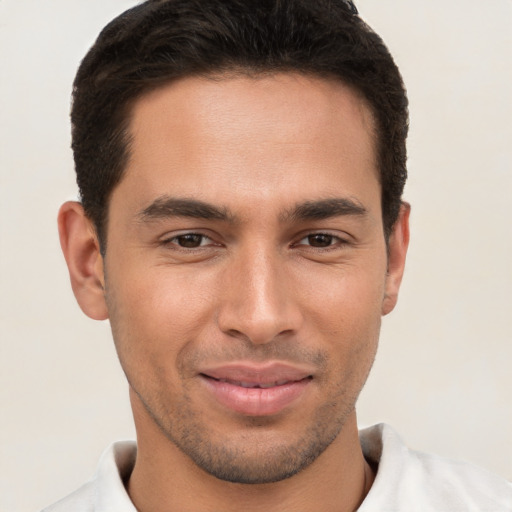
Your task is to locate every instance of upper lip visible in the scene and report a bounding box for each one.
[199,361,314,386]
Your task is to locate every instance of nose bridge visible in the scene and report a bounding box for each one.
[218,241,300,344]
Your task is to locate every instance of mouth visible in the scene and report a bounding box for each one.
[205,376,307,389]
[198,363,314,416]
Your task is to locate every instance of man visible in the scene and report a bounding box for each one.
[44,0,512,510]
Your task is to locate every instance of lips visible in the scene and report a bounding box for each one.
[199,362,313,416]
[214,378,292,389]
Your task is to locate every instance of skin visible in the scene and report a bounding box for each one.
[59,73,409,512]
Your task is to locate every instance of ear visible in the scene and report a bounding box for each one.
[382,202,410,316]
[58,201,108,320]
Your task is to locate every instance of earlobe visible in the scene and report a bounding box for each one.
[58,201,109,320]
[382,202,410,316]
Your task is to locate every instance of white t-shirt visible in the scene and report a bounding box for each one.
[41,424,512,511]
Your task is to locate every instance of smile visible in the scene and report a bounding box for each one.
[198,363,314,416]
[213,378,295,389]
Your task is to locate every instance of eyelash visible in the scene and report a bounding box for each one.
[161,232,216,250]
[160,231,349,252]
[294,232,348,250]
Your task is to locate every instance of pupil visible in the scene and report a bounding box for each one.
[178,234,202,248]
[309,234,332,247]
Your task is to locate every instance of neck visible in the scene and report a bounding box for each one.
[127,394,374,512]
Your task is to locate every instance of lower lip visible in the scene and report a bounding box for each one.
[201,376,311,416]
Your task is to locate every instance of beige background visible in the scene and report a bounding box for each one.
[1,1,511,511]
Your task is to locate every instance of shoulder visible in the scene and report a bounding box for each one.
[40,441,137,512]
[41,481,96,512]
[359,424,512,512]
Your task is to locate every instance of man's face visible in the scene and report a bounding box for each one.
[101,73,405,483]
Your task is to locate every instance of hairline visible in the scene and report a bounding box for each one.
[94,68,384,254]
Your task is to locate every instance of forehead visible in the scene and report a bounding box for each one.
[114,73,379,220]
[128,72,376,157]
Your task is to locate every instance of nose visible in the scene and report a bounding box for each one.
[217,245,303,345]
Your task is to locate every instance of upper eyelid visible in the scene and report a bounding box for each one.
[160,230,213,241]
[158,233,216,250]
[295,236,347,248]
[295,230,351,242]
[157,229,351,245]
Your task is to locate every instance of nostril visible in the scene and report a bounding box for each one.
[224,328,250,341]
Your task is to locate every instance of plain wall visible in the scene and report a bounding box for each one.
[0,1,511,510]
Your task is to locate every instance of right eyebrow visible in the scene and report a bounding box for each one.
[136,196,236,223]
[281,197,368,222]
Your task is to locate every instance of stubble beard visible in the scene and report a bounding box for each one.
[105,275,379,485]
[131,374,363,485]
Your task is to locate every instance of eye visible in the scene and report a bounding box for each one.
[166,233,212,248]
[298,233,339,248]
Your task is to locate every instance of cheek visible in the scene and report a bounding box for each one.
[105,263,218,372]
[300,261,386,328]
[297,264,385,377]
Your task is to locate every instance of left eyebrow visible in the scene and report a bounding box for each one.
[136,196,236,223]
[281,198,368,222]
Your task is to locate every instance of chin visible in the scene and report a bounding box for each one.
[157,402,351,485]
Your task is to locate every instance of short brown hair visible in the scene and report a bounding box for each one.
[72,0,408,250]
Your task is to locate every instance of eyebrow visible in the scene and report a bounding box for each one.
[282,197,368,222]
[137,196,367,224]
[137,197,235,223]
